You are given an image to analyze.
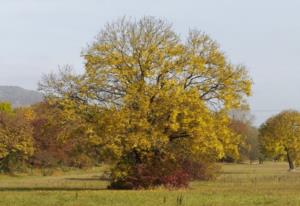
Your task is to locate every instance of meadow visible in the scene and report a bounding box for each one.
[0,162,299,206]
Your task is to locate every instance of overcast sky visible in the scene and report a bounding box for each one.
[1,0,300,125]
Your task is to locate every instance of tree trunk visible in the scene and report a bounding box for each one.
[287,150,295,171]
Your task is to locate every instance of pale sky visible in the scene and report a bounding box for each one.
[1,0,300,125]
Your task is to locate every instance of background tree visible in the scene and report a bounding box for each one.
[40,17,252,188]
[30,101,103,168]
[0,102,13,113]
[229,109,260,163]
[0,103,34,173]
[259,110,300,171]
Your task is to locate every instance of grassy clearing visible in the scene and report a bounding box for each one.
[0,162,299,206]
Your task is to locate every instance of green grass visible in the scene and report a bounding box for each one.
[0,162,300,205]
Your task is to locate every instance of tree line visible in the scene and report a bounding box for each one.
[0,17,296,189]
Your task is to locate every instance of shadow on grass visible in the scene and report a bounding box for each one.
[222,171,250,175]
[0,187,107,192]
[65,176,110,181]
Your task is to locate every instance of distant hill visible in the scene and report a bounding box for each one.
[0,86,43,107]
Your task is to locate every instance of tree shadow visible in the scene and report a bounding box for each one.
[0,187,107,192]
[65,175,110,181]
[222,171,249,174]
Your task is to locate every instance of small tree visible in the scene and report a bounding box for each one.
[259,110,300,171]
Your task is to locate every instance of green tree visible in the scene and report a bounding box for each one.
[0,102,13,113]
[40,17,252,188]
[259,110,300,170]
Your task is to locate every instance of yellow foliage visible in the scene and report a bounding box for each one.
[0,109,34,169]
[259,110,300,161]
[40,17,252,165]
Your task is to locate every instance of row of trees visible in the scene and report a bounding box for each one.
[0,101,260,169]
[0,101,101,173]
[1,17,297,188]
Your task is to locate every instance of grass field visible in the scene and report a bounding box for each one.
[0,162,299,206]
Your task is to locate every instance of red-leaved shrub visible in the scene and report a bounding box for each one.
[109,151,220,189]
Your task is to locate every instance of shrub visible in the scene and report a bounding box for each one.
[41,167,55,176]
[0,154,29,174]
[108,152,220,189]
[30,151,61,168]
[182,160,221,181]
[70,154,94,169]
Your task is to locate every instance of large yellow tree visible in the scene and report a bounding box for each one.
[40,17,252,188]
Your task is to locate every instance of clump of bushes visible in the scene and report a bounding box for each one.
[70,154,95,169]
[108,151,220,189]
